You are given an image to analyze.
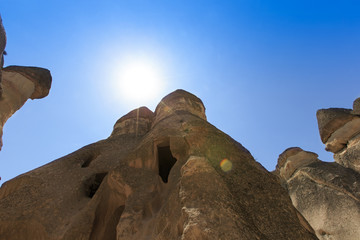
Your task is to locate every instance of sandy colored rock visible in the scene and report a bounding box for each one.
[3,66,52,99]
[316,108,354,143]
[325,117,360,153]
[334,134,360,172]
[110,107,154,137]
[353,97,360,115]
[278,158,360,240]
[0,90,317,240]
[276,147,319,180]
[0,66,52,150]
[275,98,360,240]
[152,89,206,126]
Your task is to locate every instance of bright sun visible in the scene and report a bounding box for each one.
[113,58,165,104]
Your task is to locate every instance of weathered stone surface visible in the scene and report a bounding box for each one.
[325,117,360,153]
[353,97,360,115]
[316,108,354,143]
[315,98,360,171]
[152,89,206,126]
[0,66,52,150]
[0,90,317,240]
[276,147,319,180]
[277,157,360,240]
[3,66,52,99]
[275,98,360,240]
[110,107,154,137]
[334,134,360,173]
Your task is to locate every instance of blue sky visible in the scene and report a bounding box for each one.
[1,0,359,183]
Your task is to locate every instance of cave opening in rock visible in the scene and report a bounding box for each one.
[86,172,108,198]
[157,145,177,183]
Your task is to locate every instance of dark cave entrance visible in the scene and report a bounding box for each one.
[157,145,177,183]
[86,172,108,198]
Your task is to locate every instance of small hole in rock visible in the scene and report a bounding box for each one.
[86,172,107,198]
[81,155,96,168]
[158,146,177,183]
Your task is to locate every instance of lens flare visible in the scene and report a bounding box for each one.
[220,159,233,172]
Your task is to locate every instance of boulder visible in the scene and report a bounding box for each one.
[316,108,354,144]
[316,98,360,171]
[276,147,319,180]
[325,117,360,153]
[0,66,52,150]
[0,90,317,240]
[276,148,360,240]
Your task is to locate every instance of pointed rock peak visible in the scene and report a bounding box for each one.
[153,89,206,125]
[110,107,154,137]
[276,147,319,180]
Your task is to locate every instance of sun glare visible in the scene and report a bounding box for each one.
[112,58,165,104]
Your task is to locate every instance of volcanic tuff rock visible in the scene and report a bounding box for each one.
[316,98,360,172]
[0,65,52,150]
[276,97,360,240]
[276,147,360,240]
[0,90,317,240]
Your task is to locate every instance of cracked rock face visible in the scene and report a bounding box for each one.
[0,90,317,240]
[276,148,360,240]
[0,66,52,150]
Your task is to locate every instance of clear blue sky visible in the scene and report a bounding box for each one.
[1,0,359,183]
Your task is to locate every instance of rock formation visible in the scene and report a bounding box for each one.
[0,15,7,96]
[0,66,52,150]
[0,90,317,240]
[275,97,360,240]
[276,147,360,240]
[317,98,360,172]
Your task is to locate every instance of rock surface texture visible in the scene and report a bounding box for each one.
[276,97,360,240]
[0,90,317,240]
[317,98,360,172]
[0,66,52,150]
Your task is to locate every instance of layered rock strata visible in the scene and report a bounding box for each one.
[0,66,52,150]
[0,90,317,240]
[317,98,360,172]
